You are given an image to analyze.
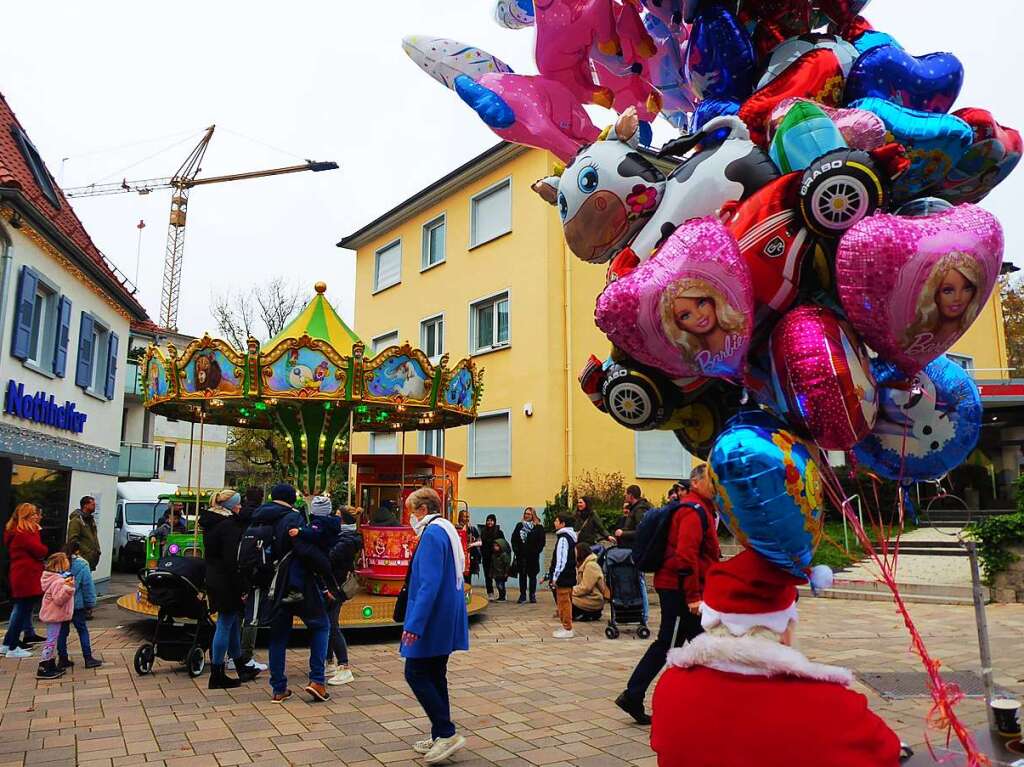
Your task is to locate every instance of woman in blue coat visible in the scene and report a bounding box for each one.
[401,487,469,764]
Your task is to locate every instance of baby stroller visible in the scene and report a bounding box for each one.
[601,547,650,639]
[133,555,213,677]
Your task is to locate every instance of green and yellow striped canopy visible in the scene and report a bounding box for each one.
[263,281,362,354]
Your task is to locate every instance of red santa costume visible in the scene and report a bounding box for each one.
[650,550,902,767]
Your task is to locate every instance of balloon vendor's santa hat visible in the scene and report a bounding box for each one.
[701,549,830,636]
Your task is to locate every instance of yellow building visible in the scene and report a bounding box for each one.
[340,143,1016,526]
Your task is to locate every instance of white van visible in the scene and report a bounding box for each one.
[114,481,178,570]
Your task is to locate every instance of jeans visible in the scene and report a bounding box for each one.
[494,579,506,600]
[267,601,329,695]
[405,655,455,740]
[326,600,349,666]
[212,610,241,665]
[2,597,35,648]
[518,571,537,601]
[57,609,92,659]
[554,587,573,630]
[41,622,62,662]
[639,573,650,623]
[625,588,702,702]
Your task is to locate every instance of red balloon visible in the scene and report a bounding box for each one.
[938,108,1022,204]
[769,305,877,451]
[739,0,813,60]
[738,49,845,146]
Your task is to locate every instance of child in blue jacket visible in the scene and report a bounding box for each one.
[57,541,102,669]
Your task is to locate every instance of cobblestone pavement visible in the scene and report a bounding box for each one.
[1,582,1022,767]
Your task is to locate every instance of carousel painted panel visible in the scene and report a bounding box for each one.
[176,337,245,398]
[362,347,436,405]
[141,349,174,404]
[260,343,347,397]
[441,361,480,414]
[358,525,419,596]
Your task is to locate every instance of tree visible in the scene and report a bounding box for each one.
[211,277,307,352]
[1001,275,1024,376]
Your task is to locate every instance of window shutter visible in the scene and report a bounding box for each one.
[75,313,95,389]
[52,296,72,377]
[635,430,691,479]
[104,332,119,399]
[10,265,38,360]
[472,414,510,476]
[472,182,511,245]
[374,242,401,290]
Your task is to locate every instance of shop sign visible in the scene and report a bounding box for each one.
[3,379,88,434]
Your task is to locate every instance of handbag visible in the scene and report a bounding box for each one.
[393,519,435,624]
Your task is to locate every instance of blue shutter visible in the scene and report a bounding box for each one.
[10,266,38,360]
[75,313,95,389]
[52,296,72,377]
[104,332,119,400]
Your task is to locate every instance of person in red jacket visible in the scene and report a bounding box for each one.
[616,464,721,724]
[651,549,906,767]
[2,503,49,658]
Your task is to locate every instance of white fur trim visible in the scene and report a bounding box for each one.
[666,633,853,686]
[700,603,798,635]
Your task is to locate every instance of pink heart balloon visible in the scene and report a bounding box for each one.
[836,204,1004,376]
[595,217,753,380]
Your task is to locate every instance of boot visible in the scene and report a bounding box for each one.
[36,659,64,679]
[232,657,259,682]
[57,656,74,670]
[207,664,241,689]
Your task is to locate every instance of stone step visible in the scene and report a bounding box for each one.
[800,586,975,606]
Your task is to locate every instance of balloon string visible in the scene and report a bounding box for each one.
[816,456,987,766]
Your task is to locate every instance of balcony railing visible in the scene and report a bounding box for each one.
[119,442,161,480]
[124,361,143,397]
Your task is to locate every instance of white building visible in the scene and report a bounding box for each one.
[0,91,150,590]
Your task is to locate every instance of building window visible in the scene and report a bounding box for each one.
[421,215,446,270]
[11,126,60,209]
[371,330,399,355]
[948,354,974,373]
[76,313,119,400]
[369,432,397,454]
[470,179,511,248]
[635,430,691,480]
[419,429,444,457]
[469,411,511,477]
[163,444,176,471]
[420,314,444,363]
[470,292,509,354]
[373,239,402,293]
[10,266,71,376]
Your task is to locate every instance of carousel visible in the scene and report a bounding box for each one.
[117,281,489,627]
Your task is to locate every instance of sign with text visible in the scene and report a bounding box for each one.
[3,379,88,434]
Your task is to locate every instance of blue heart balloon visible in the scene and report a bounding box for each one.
[689,97,741,145]
[848,97,973,199]
[845,45,964,114]
[709,409,824,579]
[685,4,756,103]
[853,355,982,481]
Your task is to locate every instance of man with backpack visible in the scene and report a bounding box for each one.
[616,464,721,725]
[247,483,332,703]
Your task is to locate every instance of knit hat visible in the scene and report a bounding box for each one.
[221,492,241,511]
[310,495,333,517]
[700,549,805,636]
[270,483,297,506]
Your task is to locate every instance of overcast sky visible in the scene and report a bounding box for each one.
[0,1,1020,336]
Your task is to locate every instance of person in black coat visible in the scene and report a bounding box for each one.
[201,489,258,689]
[479,514,503,599]
[611,485,652,548]
[574,496,610,549]
[510,507,545,604]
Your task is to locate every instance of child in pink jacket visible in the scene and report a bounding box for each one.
[38,553,75,680]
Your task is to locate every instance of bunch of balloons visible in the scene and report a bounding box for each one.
[403,0,1019,581]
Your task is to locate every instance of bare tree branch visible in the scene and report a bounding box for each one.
[211,277,308,350]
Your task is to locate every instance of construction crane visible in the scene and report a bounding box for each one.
[65,125,338,330]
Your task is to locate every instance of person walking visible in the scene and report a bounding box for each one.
[67,496,101,572]
[615,464,721,725]
[233,486,268,675]
[478,514,503,599]
[490,535,511,602]
[1,503,48,658]
[36,553,75,679]
[510,508,544,604]
[573,497,609,549]
[401,487,469,764]
[251,483,331,703]
[546,513,578,639]
[202,489,259,689]
[56,540,102,670]
[571,542,610,621]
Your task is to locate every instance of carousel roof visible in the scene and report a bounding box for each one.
[262,281,362,354]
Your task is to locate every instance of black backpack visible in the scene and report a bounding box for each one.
[236,523,279,591]
[329,528,363,579]
[631,501,707,573]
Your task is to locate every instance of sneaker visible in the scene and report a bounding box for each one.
[271,689,293,704]
[22,633,45,645]
[327,668,354,686]
[425,734,466,764]
[552,628,575,639]
[325,661,338,676]
[412,738,435,755]
[84,657,103,669]
[6,647,32,659]
[0,645,10,655]
[304,682,330,702]
[516,596,526,604]
[615,691,652,725]
[496,596,507,602]
[36,660,64,679]
[529,597,537,604]
[246,658,268,672]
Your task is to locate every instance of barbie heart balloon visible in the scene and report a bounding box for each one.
[836,204,1004,375]
[937,108,1022,205]
[845,45,964,114]
[770,97,886,150]
[769,305,877,450]
[739,48,845,146]
[595,217,753,381]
